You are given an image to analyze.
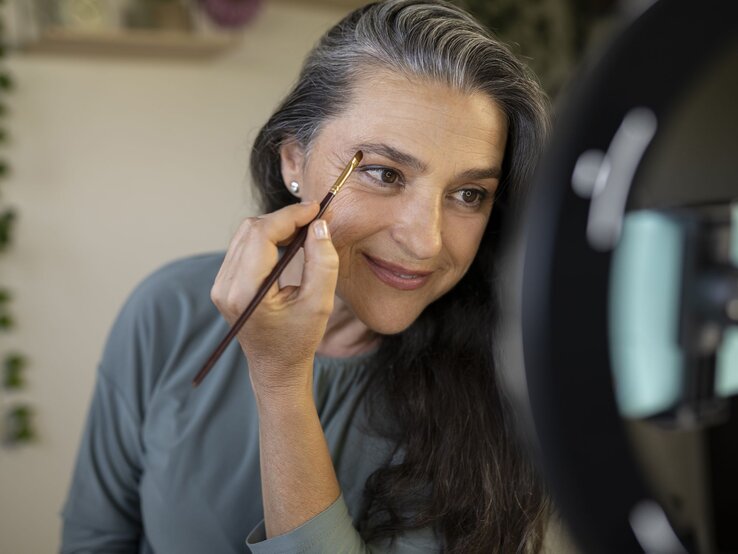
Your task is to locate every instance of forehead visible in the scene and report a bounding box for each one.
[317,68,508,167]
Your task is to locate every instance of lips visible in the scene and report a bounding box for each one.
[363,254,433,291]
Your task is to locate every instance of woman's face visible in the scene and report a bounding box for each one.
[281,69,507,335]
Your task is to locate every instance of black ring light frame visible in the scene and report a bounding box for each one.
[509,1,738,552]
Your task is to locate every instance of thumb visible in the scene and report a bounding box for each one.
[298,219,339,313]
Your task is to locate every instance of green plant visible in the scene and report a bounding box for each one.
[456,0,619,96]
[4,405,36,444]
[4,352,28,389]
[0,5,35,447]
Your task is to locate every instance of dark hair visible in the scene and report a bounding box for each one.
[250,1,550,552]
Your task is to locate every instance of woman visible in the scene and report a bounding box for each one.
[61,1,550,552]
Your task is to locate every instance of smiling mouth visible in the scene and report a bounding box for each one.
[363,254,433,291]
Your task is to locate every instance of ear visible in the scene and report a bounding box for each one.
[279,139,306,197]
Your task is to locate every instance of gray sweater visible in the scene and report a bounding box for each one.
[60,253,440,553]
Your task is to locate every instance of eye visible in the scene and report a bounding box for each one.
[360,166,403,186]
[379,169,399,184]
[452,188,487,207]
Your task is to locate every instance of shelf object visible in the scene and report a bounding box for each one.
[23,26,239,58]
[6,0,247,59]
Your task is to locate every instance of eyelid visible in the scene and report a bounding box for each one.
[454,185,488,196]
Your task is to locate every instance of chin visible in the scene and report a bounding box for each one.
[358,304,423,336]
[369,320,414,336]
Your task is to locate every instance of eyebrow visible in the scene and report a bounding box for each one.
[457,166,501,181]
[355,142,428,173]
[354,141,501,182]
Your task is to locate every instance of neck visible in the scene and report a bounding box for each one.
[317,295,379,358]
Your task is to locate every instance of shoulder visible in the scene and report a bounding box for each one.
[120,252,225,324]
[133,251,225,303]
[98,252,228,407]
[102,252,226,370]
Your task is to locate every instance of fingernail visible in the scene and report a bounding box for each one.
[314,220,330,239]
[300,200,314,206]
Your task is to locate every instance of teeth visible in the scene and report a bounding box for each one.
[396,273,418,279]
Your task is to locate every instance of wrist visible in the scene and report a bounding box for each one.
[249,359,315,413]
[254,384,314,410]
[247,355,313,391]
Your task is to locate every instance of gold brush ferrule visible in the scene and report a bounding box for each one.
[329,151,363,195]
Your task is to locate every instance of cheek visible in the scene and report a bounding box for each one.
[445,221,488,275]
[326,188,391,239]
[324,194,374,276]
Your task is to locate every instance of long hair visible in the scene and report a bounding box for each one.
[250,2,550,551]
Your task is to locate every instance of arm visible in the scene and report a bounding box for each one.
[250,386,441,553]
[211,202,341,537]
[212,204,441,552]
[255,380,340,538]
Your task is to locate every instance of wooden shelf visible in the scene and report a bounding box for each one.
[272,0,366,7]
[23,27,240,59]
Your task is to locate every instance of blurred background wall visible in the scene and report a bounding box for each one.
[0,2,361,552]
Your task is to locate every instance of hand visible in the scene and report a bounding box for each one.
[210,202,339,396]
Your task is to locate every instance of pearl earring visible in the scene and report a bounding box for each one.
[289,181,300,194]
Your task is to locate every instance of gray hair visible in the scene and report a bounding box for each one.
[250,0,549,213]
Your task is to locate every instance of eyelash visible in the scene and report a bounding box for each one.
[358,165,490,209]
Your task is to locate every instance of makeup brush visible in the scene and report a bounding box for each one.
[193,151,363,387]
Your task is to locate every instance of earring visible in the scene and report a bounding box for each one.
[289,181,300,194]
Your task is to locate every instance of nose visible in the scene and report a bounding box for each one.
[390,190,443,260]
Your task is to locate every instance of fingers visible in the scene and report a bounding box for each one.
[223,201,319,261]
[220,202,320,281]
[212,202,320,319]
[298,219,339,316]
[213,202,337,337]
[254,201,320,244]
